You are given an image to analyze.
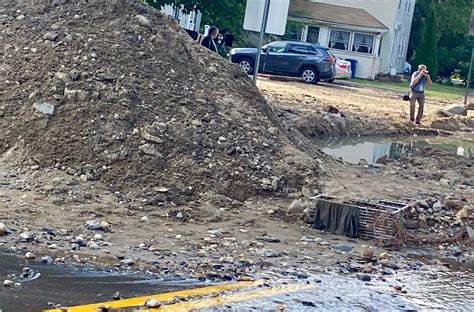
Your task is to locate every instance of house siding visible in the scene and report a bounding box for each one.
[309,0,414,75]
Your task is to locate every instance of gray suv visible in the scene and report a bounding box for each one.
[229,41,336,83]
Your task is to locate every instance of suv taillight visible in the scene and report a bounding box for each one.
[324,56,335,62]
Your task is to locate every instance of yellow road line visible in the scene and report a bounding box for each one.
[137,283,316,312]
[42,281,258,312]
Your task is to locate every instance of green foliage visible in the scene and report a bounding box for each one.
[413,3,438,77]
[145,0,246,37]
[409,0,473,79]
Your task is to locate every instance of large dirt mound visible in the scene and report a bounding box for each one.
[0,0,319,204]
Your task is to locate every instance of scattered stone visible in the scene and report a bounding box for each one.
[33,102,55,115]
[450,246,463,257]
[43,31,59,41]
[287,199,307,215]
[379,252,390,260]
[120,259,135,266]
[256,236,280,243]
[41,256,54,264]
[3,280,14,287]
[139,144,163,157]
[360,248,374,260]
[393,285,403,292]
[87,242,101,250]
[140,216,150,222]
[135,15,151,27]
[357,274,371,282]
[85,220,109,231]
[18,232,33,242]
[334,244,353,252]
[112,291,122,301]
[0,223,6,236]
[25,252,36,260]
[433,201,443,212]
[438,104,467,117]
[48,244,58,249]
[145,299,161,308]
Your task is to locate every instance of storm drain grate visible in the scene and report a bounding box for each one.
[306,195,415,242]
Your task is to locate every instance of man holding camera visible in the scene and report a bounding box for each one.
[409,64,433,125]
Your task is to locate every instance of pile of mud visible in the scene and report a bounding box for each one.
[0,0,319,204]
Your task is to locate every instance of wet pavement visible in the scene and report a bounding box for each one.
[322,134,474,165]
[1,252,474,311]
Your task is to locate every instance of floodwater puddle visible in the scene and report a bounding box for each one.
[321,134,474,165]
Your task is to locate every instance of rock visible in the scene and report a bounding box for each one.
[467,102,474,110]
[357,274,371,282]
[256,236,280,243]
[135,15,151,27]
[0,223,6,236]
[360,248,374,260]
[41,256,54,264]
[433,201,443,212]
[48,244,58,249]
[33,102,55,115]
[358,159,368,166]
[120,259,135,266]
[25,252,36,260]
[418,200,430,209]
[287,199,307,215]
[268,127,278,135]
[334,244,353,252]
[393,285,403,292]
[450,246,463,257]
[93,234,104,241]
[145,299,161,308]
[461,178,474,186]
[112,291,122,300]
[43,31,59,41]
[139,144,163,157]
[87,242,101,250]
[261,249,279,258]
[3,280,14,287]
[140,216,150,222]
[456,206,470,220]
[141,129,164,144]
[438,104,468,116]
[18,231,33,242]
[323,105,340,114]
[301,187,312,198]
[85,220,109,231]
[467,227,474,240]
[379,252,390,260]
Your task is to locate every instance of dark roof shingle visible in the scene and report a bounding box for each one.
[289,0,388,30]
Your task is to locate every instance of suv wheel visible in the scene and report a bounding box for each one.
[301,67,319,84]
[238,58,254,75]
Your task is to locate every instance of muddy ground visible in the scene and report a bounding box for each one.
[1,80,472,299]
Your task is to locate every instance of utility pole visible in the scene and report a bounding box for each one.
[465,10,474,105]
[253,0,271,82]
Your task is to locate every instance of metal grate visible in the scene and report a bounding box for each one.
[307,195,415,242]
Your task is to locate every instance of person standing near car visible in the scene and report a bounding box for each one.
[409,64,432,125]
[201,26,219,53]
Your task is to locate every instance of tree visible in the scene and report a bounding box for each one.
[145,0,246,37]
[409,0,473,79]
[412,2,438,77]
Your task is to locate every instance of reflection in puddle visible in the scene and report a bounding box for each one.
[321,135,474,164]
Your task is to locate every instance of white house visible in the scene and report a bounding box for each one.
[162,4,202,31]
[288,0,415,79]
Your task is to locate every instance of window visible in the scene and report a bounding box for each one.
[329,30,350,51]
[288,44,320,55]
[266,42,286,53]
[352,33,375,54]
[399,0,403,10]
[307,26,320,44]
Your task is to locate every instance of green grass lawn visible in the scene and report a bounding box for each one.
[352,78,466,100]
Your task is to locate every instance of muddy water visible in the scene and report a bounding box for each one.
[322,135,474,165]
[1,253,473,311]
[0,253,198,311]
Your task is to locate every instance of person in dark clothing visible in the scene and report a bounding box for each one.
[201,26,219,53]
